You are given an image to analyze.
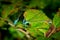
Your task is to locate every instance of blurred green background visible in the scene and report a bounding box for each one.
[0,0,60,40]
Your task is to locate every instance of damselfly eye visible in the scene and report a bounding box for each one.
[25,22,29,25]
[24,21,30,26]
[23,19,30,26]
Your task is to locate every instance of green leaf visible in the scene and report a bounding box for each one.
[28,0,51,9]
[24,9,51,37]
[9,27,25,38]
[0,19,6,27]
[36,37,52,40]
[51,32,60,40]
[2,5,18,18]
[53,12,60,28]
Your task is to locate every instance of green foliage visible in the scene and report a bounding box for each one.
[53,12,60,28]
[0,19,6,27]
[51,32,60,40]
[0,0,60,40]
[24,9,51,37]
[28,0,50,9]
[9,27,25,38]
